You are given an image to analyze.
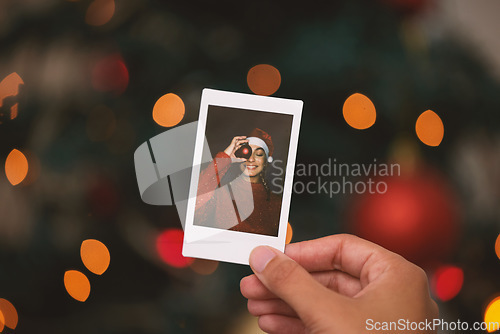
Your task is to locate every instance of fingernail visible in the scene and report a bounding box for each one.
[250,246,276,273]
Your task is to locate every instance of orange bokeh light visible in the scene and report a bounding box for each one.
[484,296,500,332]
[286,222,293,244]
[0,298,18,330]
[85,0,115,26]
[156,228,193,268]
[0,72,23,122]
[431,265,463,302]
[342,93,376,130]
[81,239,110,275]
[5,149,29,186]
[247,64,281,96]
[64,270,91,302]
[415,110,444,147]
[190,259,219,275]
[0,73,23,108]
[152,93,185,127]
[495,234,500,260]
[10,103,18,120]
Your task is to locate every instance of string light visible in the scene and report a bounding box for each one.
[81,239,110,275]
[156,228,193,268]
[286,222,293,244]
[0,299,18,330]
[0,72,23,123]
[85,0,115,26]
[64,270,91,302]
[484,296,500,333]
[431,265,463,301]
[342,93,376,130]
[152,93,185,127]
[5,149,29,186]
[415,110,444,147]
[247,64,281,96]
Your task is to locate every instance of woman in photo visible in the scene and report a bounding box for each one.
[194,128,282,236]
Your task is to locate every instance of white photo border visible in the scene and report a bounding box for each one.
[182,88,303,265]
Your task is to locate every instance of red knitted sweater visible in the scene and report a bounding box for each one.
[194,152,281,236]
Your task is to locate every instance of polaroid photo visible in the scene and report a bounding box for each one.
[183,88,303,265]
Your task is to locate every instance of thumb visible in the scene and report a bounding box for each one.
[249,246,348,325]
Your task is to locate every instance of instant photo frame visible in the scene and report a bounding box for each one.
[183,89,303,265]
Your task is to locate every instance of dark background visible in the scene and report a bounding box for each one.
[0,0,499,333]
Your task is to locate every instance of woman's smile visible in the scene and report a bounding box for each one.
[239,145,266,180]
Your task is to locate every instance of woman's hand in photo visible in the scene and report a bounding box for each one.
[224,136,248,161]
[240,234,439,334]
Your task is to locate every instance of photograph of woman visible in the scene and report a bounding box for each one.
[194,128,282,236]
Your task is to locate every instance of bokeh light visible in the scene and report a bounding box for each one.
[91,54,129,95]
[85,0,115,26]
[484,296,500,332]
[190,259,219,275]
[0,72,23,123]
[0,298,18,330]
[415,110,444,147]
[64,270,91,302]
[156,228,193,268]
[5,149,29,186]
[348,169,459,267]
[495,234,500,260]
[431,265,464,301]
[247,64,281,96]
[342,93,376,130]
[81,239,110,275]
[152,93,185,127]
[285,222,293,244]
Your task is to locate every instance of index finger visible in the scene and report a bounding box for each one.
[284,234,403,283]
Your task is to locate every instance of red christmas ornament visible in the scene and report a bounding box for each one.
[347,166,460,267]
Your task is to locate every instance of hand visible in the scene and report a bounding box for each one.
[240,234,439,334]
[224,136,248,161]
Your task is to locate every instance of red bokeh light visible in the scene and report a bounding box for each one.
[91,54,129,95]
[348,167,460,267]
[243,148,249,154]
[156,229,193,268]
[432,265,464,301]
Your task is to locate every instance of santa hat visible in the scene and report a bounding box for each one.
[247,128,274,163]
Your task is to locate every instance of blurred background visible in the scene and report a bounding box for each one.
[1,0,499,332]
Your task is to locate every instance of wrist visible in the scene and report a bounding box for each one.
[218,151,230,159]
